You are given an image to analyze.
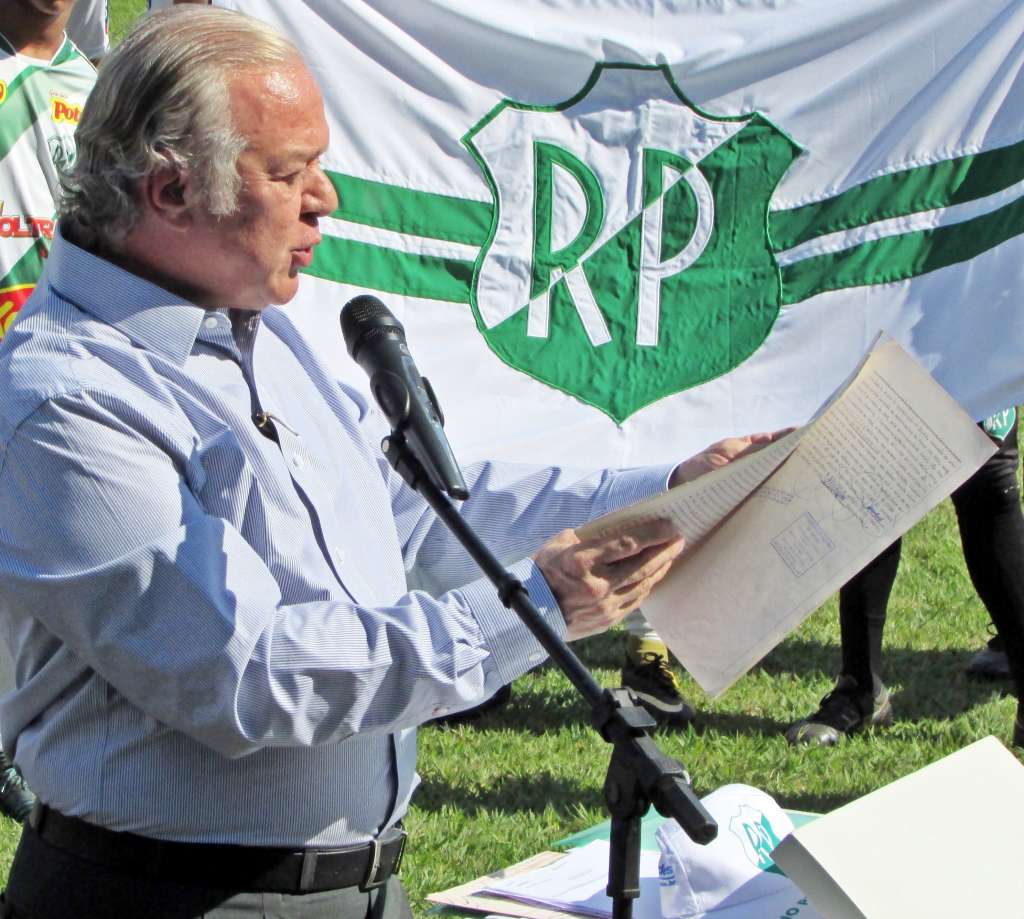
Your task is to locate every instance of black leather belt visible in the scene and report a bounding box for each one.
[27,803,406,894]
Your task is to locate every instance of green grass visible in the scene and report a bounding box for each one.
[44,2,1021,913]
[109,0,145,43]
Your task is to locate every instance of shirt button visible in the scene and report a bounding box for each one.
[333,547,345,565]
[291,454,304,469]
[203,316,220,329]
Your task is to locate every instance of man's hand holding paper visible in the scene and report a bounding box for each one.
[669,430,795,488]
[536,520,684,640]
[536,431,788,640]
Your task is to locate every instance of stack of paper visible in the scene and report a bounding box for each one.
[479,840,662,919]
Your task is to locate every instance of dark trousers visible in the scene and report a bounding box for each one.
[839,414,1024,698]
[2,820,413,919]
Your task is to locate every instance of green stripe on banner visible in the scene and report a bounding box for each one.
[771,137,1024,252]
[780,192,1024,304]
[305,235,474,303]
[326,171,492,246]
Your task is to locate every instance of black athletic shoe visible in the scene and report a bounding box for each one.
[0,751,35,823]
[965,632,1011,681]
[621,636,695,727]
[786,675,893,746]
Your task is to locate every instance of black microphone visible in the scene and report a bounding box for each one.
[341,295,469,501]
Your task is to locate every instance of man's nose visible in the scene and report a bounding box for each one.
[306,166,338,217]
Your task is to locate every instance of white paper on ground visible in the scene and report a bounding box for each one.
[481,838,822,919]
[771,736,1024,919]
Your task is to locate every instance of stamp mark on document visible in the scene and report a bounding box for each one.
[771,512,835,576]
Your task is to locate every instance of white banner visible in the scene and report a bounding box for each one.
[218,0,1024,468]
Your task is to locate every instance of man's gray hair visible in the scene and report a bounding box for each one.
[60,7,301,250]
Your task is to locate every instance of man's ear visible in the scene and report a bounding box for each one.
[141,168,194,229]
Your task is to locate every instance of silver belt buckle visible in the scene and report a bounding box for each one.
[362,828,406,891]
[361,836,385,890]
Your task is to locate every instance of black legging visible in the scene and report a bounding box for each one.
[839,413,1024,699]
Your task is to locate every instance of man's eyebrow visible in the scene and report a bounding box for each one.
[270,146,326,169]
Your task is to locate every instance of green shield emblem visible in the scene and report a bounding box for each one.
[982,407,1015,441]
[464,63,802,423]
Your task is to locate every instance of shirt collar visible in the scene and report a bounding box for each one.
[46,225,212,367]
[0,32,76,67]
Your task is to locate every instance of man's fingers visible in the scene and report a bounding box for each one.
[733,428,794,456]
[599,535,684,590]
[583,517,680,564]
[613,555,677,604]
[538,521,684,642]
[567,554,678,639]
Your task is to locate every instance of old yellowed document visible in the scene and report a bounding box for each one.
[587,338,996,696]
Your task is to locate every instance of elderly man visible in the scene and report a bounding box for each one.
[0,8,775,918]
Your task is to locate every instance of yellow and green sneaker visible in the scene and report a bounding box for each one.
[621,635,694,727]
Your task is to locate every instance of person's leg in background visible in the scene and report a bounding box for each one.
[785,538,900,745]
[621,610,694,726]
[951,409,1024,745]
[966,625,1012,679]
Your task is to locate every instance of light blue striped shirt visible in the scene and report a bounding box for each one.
[0,229,671,847]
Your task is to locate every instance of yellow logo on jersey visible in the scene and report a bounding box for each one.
[0,284,34,338]
[0,81,7,106]
[51,96,82,124]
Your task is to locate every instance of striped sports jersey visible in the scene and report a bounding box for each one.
[0,34,95,338]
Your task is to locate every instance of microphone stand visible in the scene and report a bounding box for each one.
[381,428,717,919]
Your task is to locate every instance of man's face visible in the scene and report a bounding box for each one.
[185,61,337,311]
[12,0,75,17]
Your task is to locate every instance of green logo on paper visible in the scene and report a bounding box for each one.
[464,64,801,422]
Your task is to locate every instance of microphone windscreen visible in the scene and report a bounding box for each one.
[340,295,405,359]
